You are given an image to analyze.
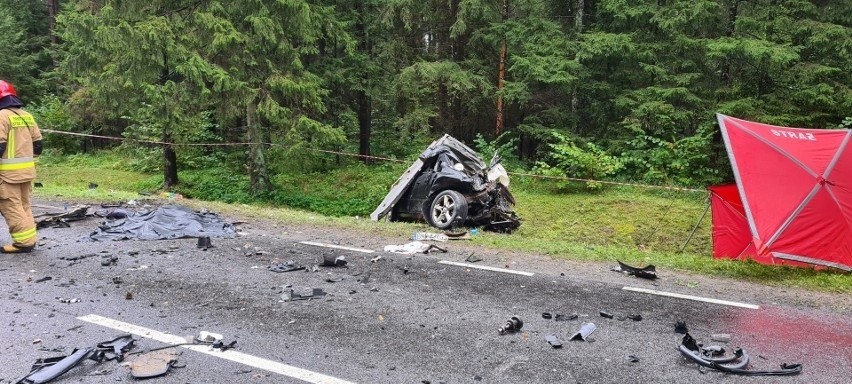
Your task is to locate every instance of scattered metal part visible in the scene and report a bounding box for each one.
[197,236,212,249]
[96,334,136,361]
[322,255,347,267]
[570,323,597,341]
[545,335,563,349]
[554,314,578,322]
[679,333,801,376]
[58,298,80,304]
[280,288,327,302]
[268,261,305,273]
[613,260,658,279]
[498,317,524,334]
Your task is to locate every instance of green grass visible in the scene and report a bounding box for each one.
[32,152,851,293]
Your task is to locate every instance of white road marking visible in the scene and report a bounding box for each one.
[78,314,357,384]
[298,241,375,253]
[622,287,760,309]
[438,260,535,276]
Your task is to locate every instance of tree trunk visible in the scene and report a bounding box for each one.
[246,101,271,194]
[47,0,58,67]
[163,130,178,189]
[570,0,584,132]
[721,0,742,86]
[495,0,509,136]
[356,2,372,164]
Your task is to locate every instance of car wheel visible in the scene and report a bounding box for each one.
[427,190,468,229]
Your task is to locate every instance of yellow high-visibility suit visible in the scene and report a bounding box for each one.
[0,107,41,252]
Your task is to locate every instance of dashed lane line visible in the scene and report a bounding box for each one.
[78,314,357,384]
[438,260,535,276]
[622,287,760,309]
[298,241,375,253]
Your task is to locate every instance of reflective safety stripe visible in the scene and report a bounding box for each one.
[11,227,37,242]
[9,115,36,128]
[0,157,34,164]
[0,161,35,171]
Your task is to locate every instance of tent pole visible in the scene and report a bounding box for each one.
[679,195,710,253]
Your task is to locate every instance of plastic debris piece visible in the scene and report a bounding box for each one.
[542,312,553,319]
[613,260,658,279]
[545,335,563,349]
[599,311,614,319]
[58,298,80,304]
[195,331,223,344]
[322,255,347,267]
[212,340,237,351]
[570,323,597,341]
[628,355,640,363]
[129,348,178,379]
[280,288,327,302]
[498,317,524,334]
[627,314,643,321]
[268,261,305,273]
[21,348,96,384]
[96,334,136,361]
[197,236,212,249]
[465,253,482,263]
[675,321,689,334]
[554,314,578,322]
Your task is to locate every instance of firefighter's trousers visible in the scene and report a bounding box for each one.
[0,181,36,247]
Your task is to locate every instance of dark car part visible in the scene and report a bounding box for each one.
[17,348,97,384]
[614,260,658,279]
[679,333,802,376]
[498,317,524,334]
[427,190,468,229]
[96,334,136,361]
[545,335,563,349]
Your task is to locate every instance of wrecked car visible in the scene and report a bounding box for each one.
[371,135,520,232]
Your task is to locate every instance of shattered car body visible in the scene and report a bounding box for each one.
[371,135,520,232]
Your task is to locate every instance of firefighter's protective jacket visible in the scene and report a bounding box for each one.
[0,108,41,183]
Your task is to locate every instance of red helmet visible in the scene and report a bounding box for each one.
[0,80,17,98]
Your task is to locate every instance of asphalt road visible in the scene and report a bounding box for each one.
[1,201,850,383]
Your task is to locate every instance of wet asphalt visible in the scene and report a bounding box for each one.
[1,202,850,383]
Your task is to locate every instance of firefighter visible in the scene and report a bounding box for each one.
[0,80,42,253]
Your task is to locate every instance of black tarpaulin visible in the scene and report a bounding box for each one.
[88,205,237,241]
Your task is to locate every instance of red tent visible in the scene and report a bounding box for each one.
[712,114,852,271]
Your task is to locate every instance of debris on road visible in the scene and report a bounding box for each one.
[554,314,578,322]
[100,254,118,266]
[197,236,212,249]
[679,333,802,376]
[35,204,90,229]
[96,334,135,362]
[268,261,305,273]
[628,355,640,363]
[280,288,327,302]
[465,253,482,263]
[34,276,52,283]
[18,347,97,384]
[194,331,223,344]
[599,311,614,319]
[675,321,689,334]
[542,312,553,319]
[612,260,658,280]
[545,335,563,349]
[570,323,597,341]
[371,135,520,232]
[128,348,179,379]
[212,340,237,351]
[322,255,348,267]
[498,317,524,334]
[58,298,80,304]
